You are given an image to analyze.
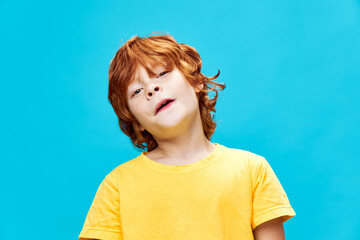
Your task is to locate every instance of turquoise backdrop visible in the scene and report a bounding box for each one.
[1,0,359,239]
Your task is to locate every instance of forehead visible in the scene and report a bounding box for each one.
[128,62,170,86]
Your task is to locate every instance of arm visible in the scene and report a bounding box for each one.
[253,217,285,240]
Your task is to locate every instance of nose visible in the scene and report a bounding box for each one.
[147,85,160,98]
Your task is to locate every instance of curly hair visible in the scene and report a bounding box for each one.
[108,34,225,152]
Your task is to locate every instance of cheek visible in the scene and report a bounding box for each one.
[127,101,139,118]
[128,100,147,122]
[183,84,198,102]
[130,108,140,120]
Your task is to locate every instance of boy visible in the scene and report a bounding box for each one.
[79,34,296,240]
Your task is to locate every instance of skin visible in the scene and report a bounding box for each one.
[253,217,285,240]
[127,65,216,165]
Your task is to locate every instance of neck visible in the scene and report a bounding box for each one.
[147,112,216,163]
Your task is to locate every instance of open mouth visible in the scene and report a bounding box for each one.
[155,99,175,114]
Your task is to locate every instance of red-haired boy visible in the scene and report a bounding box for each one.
[79,34,296,240]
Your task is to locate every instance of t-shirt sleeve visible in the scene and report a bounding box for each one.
[250,156,296,229]
[79,172,123,240]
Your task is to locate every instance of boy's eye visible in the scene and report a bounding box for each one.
[157,71,168,78]
[132,88,142,96]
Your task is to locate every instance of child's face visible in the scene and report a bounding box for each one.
[126,65,202,139]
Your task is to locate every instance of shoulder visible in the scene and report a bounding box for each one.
[214,144,268,176]
[220,144,265,164]
[102,153,144,186]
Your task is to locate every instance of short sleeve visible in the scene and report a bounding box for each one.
[79,173,123,240]
[250,156,296,229]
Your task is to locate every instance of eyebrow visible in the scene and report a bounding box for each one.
[153,65,165,72]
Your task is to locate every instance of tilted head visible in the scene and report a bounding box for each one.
[108,34,225,151]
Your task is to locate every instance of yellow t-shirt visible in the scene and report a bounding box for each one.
[79,143,296,240]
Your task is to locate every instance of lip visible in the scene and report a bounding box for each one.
[155,98,175,115]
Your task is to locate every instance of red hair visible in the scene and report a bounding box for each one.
[108,34,225,151]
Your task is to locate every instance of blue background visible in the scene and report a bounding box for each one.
[1,0,359,239]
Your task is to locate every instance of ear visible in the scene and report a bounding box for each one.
[194,82,204,93]
[134,120,146,132]
[139,124,145,132]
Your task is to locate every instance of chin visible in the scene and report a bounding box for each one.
[157,120,184,131]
